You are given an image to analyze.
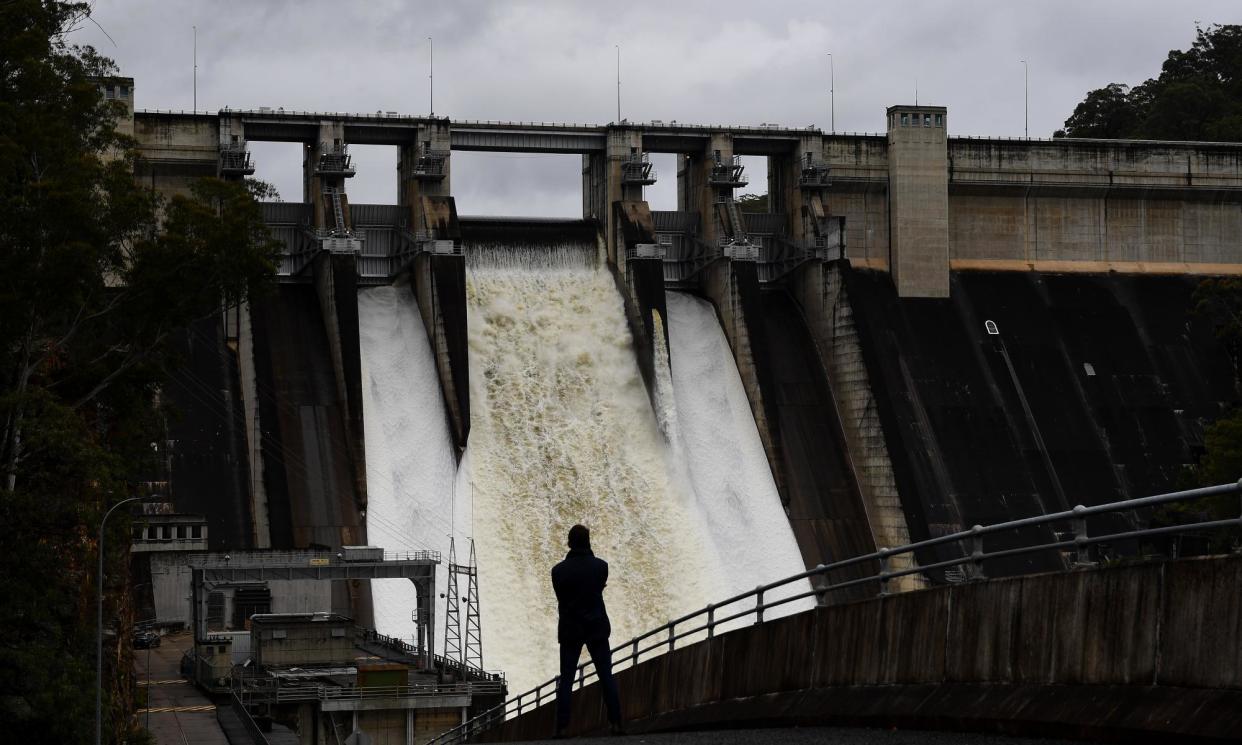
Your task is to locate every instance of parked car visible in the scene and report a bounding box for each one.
[133,630,161,649]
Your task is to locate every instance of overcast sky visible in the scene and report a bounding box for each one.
[75,0,1237,215]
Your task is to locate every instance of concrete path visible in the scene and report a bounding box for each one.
[134,631,230,745]
[504,727,1084,745]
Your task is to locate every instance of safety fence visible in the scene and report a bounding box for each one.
[426,481,1242,744]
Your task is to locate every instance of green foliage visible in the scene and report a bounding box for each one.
[736,193,769,213]
[1200,410,1242,486]
[0,1,279,741]
[1192,278,1242,363]
[1055,24,1242,140]
[1180,278,1242,537]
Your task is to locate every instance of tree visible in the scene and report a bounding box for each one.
[1054,83,1137,139]
[1055,24,1242,141]
[0,2,279,741]
[736,193,769,213]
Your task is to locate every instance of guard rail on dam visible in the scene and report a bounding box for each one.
[429,482,1242,744]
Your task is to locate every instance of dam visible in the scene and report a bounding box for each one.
[114,72,1242,703]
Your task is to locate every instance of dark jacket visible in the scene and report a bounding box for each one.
[551,548,611,644]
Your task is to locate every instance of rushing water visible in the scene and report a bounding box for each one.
[663,292,812,615]
[358,284,462,645]
[357,245,809,694]
[458,244,721,692]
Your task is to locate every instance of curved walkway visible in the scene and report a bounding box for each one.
[504,727,1081,744]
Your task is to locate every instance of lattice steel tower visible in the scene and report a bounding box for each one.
[443,537,484,673]
[462,538,482,670]
[443,537,463,667]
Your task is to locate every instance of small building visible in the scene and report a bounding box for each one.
[250,613,355,668]
[234,613,506,744]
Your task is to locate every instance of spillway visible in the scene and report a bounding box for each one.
[358,284,461,644]
[356,242,811,694]
[459,243,721,692]
[662,292,811,607]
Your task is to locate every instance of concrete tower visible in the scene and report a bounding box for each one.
[887,105,949,298]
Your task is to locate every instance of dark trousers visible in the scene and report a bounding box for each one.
[555,637,621,732]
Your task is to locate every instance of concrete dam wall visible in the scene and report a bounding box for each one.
[793,263,1237,578]
[135,98,1242,698]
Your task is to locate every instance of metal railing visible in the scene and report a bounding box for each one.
[229,691,271,745]
[235,678,503,706]
[427,481,1242,745]
[356,627,505,684]
[187,549,440,568]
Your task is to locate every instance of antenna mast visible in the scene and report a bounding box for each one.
[428,36,434,116]
[192,26,197,112]
[616,45,621,122]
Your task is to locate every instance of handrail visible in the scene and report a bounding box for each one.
[426,481,1242,745]
[187,549,440,568]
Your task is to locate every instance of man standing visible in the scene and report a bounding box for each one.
[551,524,623,737]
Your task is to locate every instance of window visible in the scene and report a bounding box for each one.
[923,114,931,127]
[935,114,943,127]
[900,113,909,127]
[176,525,186,539]
[118,85,129,99]
[191,524,202,539]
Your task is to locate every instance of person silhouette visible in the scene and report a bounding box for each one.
[551,524,623,737]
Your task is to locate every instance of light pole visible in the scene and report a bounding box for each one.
[95,496,152,745]
[827,52,835,133]
[1021,59,1029,138]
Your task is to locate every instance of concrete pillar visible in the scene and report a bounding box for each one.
[410,252,470,453]
[585,126,645,270]
[218,113,254,182]
[609,201,668,406]
[887,106,949,297]
[398,120,455,239]
[769,135,830,245]
[305,120,353,233]
[678,133,736,245]
[583,127,667,407]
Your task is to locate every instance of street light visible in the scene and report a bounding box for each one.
[96,495,158,745]
[1021,59,1029,138]
[827,52,835,133]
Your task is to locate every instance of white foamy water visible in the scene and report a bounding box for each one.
[663,292,813,620]
[356,252,810,696]
[459,245,722,693]
[358,284,463,646]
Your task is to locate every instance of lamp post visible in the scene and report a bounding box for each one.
[95,496,151,745]
[827,52,835,133]
[1021,59,1029,138]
